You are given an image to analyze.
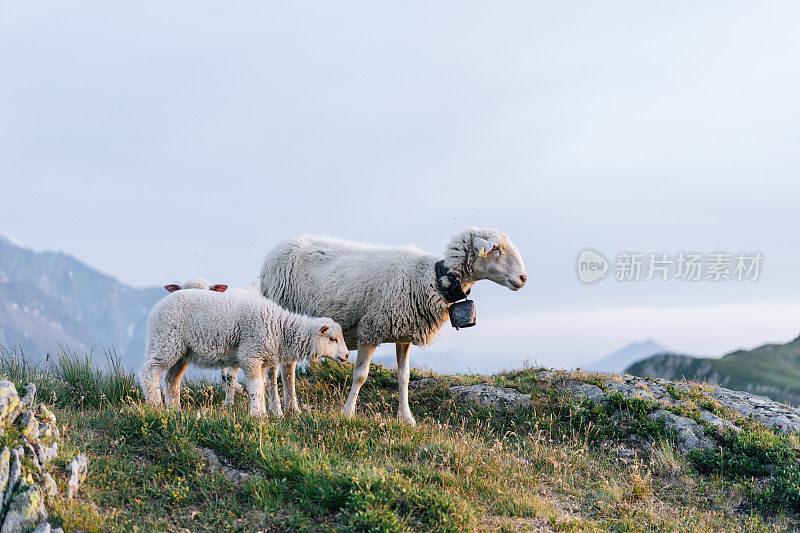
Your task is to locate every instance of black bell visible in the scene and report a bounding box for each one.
[449,299,476,329]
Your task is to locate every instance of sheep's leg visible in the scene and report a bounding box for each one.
[222,367,239,408]
[163,357,189,410]
[266,365,284,417]
[395,343,416,427]
[141,358,166,407]
[242,360,267,416]
[342,344,378,417]
[281,362,301,415]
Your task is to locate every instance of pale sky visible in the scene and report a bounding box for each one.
[2,2,799,368]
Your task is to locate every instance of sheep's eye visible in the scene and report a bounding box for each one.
[492,245,501,256]
[331,338,338,343]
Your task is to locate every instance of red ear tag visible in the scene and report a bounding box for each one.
[212,284,228,292]
[164,284,181,293]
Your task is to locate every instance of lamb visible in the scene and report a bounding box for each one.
[164,277,228,293]
[259,226,527,426]
[162,278,267,410]
[141,288,350,415]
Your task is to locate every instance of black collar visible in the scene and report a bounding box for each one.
[435,260,470,303]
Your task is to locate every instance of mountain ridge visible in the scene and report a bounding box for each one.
[626,334,800,404]
[587,338,678,373]
[0,235,163,364]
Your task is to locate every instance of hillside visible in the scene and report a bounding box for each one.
[5,350,800,531]
[0,235,163,364]
[627,335,800,405]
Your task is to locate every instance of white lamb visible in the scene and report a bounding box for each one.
[141,289,349,415]
[259,226,527,426]
[162,278,267,410]
[164,277,228,293]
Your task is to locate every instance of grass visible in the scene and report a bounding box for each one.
[0,348,798,531]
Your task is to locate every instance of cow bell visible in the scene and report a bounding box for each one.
[449,299,476,329]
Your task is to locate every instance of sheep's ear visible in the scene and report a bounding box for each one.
[473,237,495,258]
[211,284,228,292]
[164,284,181,293]
[319,325,330,334]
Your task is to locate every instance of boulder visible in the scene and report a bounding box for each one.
[66,455,88,499]
[648,410,716,452]
[40,474,57,498]
[561,382,605,402]
[20,384,36,407]
[709,387,800,432]
[449,384,531,411]
[0,484,48,533]
[0,382,21,428]
[19,412,39,441]
[408,378,436,391]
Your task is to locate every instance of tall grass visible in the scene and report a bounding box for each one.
[0,346,142,408]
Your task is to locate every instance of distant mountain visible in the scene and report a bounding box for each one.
[587,339,676,373]
[0,234,163,366]
[626,335,800,405]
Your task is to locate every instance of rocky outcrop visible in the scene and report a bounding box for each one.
[647,410,716,452]
[449,384,531,411]
[0,380,82,533]
[423,371,800,455]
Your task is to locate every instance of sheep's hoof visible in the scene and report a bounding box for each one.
[398,413,417,427]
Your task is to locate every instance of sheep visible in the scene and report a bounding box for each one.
[259,226,527,426]
[164,277,228,293]
[141,288,350,415]
[162,279,281,411]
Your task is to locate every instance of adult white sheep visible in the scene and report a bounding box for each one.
[260,226,527,426]
[141,289,349,415]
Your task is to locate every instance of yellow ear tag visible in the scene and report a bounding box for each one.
[479,247,488,257]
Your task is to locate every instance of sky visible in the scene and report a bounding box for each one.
[2,2,800,369]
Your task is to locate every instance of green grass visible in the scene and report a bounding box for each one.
[0,349,797,531]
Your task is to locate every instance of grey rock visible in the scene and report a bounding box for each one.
[31,523,51,533]
[709,387,800,432]
[20,383,36,406]
[0,381,21,427]
[37,423,53,440]
[449,384,531,411]
[19,411,39,441]
[51,528,63,533]
[699,410,741,433]
[408,378,436,391]
[562,382,605,402]
[648,410,716,452]
[605,377,661,402]
[24,443,41,473]
[0,447,10,492]
[197,447,250,482]
[37,406,55,425]
[4,448,22,505]
[615,446,637,460]
[66,455,88,499]
[40,473,58,498]
[36,443,58,465]
[1,484,48,533]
